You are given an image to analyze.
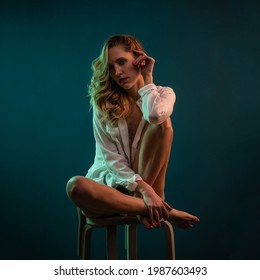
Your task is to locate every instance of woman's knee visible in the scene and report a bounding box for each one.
[161,118,173,136]
[66,176,92,199]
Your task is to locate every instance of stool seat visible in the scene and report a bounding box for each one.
[77,208,175,260]
[86,215,140,226]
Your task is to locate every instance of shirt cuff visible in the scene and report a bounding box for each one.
[125,174,142,192]
[138,83,157,97]
[127,181,138,192]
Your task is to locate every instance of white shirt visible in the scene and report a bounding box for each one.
[86,83,176,191]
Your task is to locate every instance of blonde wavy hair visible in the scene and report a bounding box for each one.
[88,34,144,126]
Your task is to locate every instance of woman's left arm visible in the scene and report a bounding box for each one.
[133,50,176,124]
[139,84,176,124]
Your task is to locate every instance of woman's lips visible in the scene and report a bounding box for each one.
[119,77,129,83]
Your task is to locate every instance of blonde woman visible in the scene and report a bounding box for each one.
[66,34,200,229]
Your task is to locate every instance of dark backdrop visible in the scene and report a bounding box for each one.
[1,0,259,259]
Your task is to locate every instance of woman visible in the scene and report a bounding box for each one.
[66,34,200,229]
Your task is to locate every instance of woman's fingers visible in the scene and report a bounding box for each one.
[151,204,169,227]
[163,200,173,211]
[161,205,170,221]
[133,50,154,66]
[147,205,162,227]
[133,49,146,55]
[148,206,154,225]
[154,200,173,225]
[133,55,147,67]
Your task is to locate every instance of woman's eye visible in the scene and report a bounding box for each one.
[118,59,126,65]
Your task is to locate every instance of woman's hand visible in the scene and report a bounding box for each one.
[136,180,172,226]
[132,50,155,85]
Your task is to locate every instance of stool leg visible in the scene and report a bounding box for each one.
[77,223,84,259]
[82,224,93,260]
[126,224,137,260]
[107,226,118,259]
[162,221,176,260]
[77,208,87,259]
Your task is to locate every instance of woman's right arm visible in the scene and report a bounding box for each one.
[135,180,172,226]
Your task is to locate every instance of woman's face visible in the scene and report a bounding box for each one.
[108,44,142,91]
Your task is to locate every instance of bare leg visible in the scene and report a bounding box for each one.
[66,176,148,218]
[133,118,173,198]
[133,118,200,229]
[66,118,199,228]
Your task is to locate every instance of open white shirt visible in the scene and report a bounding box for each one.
[86,83,176,191]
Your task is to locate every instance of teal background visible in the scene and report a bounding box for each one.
[1,0,259,259]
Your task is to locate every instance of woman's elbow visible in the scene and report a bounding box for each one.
[146,114,161,124]
[146,113,167,125]
[146,109,173,124]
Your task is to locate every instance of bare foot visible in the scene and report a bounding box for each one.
[169,209,200,229]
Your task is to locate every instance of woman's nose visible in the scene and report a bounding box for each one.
[114,66,122,76]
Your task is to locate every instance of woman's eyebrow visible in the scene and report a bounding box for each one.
[116,57,126,60]
[109,57,126,66]
[115,57,127,62]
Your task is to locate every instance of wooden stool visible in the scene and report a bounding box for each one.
[77,208,176,259]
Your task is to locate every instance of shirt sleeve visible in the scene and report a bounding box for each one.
[92,107,142,191]
[138,83,176,124]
